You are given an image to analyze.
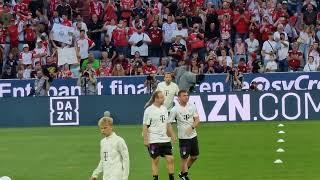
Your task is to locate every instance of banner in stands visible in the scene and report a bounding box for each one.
[0,90,319,127]
[0,72,320,97]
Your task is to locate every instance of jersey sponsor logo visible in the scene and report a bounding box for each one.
[165,90,169,96]
[160,115,165,123]
[183,114,190,121]
[103,152,108,161]
[49,96,79,126]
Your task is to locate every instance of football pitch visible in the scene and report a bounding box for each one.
[0,121,319,180]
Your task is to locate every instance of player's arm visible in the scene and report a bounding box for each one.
[90,158,103,180]
[167,108,177,138]
[142,110,150,146]
[118,138,130,180]
[167,123,177,143]
[192,106,200,129]
[143,125,149,146]
[192,115,200,129]
[186,108,200,136]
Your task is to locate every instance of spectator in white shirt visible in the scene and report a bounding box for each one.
[308,42,320,68]
[298,25,315,64]
[262,32,277,64]
[265,57,278,72]
[77,30,95,65]
[32,40,48,66]
[277,33,290,72]
[128,25,151,57]
[23,64,32,79]
[245,32,259,55]
[103,19,117,39]
[303,56,318,72]
[19,44,33,66]
[171,21,188,47]
[218,49,232,67]
[162,15,177,56]
[273,24,288,42]
[72,15,88,34]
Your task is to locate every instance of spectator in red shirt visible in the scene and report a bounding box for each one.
[112,21,129,56]
[248,17,261,41]
[120,5,134,23]
[148,20,162,57]
[142,59,157,74]
[111,63,126,76]
[188,23,206,63]
[0,22,6,46]
[237,58,248,73]
[89,0,104,20]
[104,0,118,22]
[7,19,19,49]
[233,8,250,41]
[114,54,130,75]
[25,24,36,50]
[61,14,72,27]
[260,15,274,42]
[58,63,73,78]
[288,42,303,71]
[121,0,134,9]
[96,61,112,77]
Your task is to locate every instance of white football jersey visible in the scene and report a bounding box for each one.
[91,132,130,180]
[143,104,171,143]
[156,82,179,110]
[169,103,198,139]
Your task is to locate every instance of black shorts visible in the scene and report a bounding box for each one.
[179,136,199,159]
[148,142,173,159]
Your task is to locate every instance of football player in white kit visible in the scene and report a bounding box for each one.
[156,72,179,110]
[169,90,200,180]
[143,91,177,180]
[90,117,130,180]
[145,72,179,111]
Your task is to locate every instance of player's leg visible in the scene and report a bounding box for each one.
[151,157,160,180]
[163,142,175,180]
[179,139,191,180]
[179,158,190,180]
[149,144,160,180]
[187,137,200,170]
[187,156,198,169]
[165,155,175,180]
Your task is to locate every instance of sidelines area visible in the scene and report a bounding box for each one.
[0,90,320,127]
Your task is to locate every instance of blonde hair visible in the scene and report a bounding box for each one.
[98,117,113,127]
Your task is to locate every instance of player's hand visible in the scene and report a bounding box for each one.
[186,127,193,136]
[171,135,177,143]
[144,139,149,147]
[90,177,96,180]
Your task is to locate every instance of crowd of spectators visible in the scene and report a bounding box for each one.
[1,0,320,80]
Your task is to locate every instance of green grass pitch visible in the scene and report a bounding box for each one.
[0,121,319,180]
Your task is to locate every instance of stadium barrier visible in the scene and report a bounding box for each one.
[0,90,319,127]
[0,72,320,97]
